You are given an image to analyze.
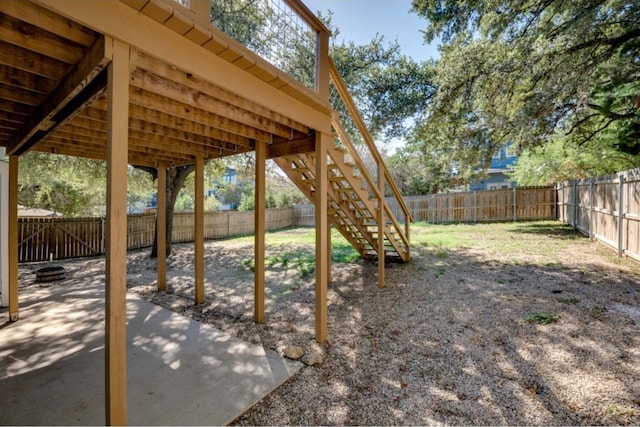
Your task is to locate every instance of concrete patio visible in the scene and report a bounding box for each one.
[0,276,301,425]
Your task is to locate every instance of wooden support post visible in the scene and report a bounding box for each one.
[194,154,205,304]
[315,131,330,343]
[254,141,266,323]
[105,38,129,427]
[157,165,167,291]
[326,221,332,284]
[377,163,385,289]
[405,213,410,244]
[8,155,19,322]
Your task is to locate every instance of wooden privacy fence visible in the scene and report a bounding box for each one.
[289,187,556,225]
[18,207,298,263]
[17,187,556,263]
[386,186,556,224]
[557,168,640,261]
[18,217,104,262]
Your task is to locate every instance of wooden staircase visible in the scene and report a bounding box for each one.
[274,57,412,270]
[274,144,410,263]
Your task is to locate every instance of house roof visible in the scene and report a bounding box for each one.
[17,205,60,217]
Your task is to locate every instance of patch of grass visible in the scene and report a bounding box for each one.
[589,305,607,318]
[558,297,581,304]
[242,252,314,279]
[410,220,580,260]
[526,312,561,324]
[331,239,361,264]
[411,223,469,250]
[238,227,360,279]
[434,266,446,278]
[604,403,636,418]
[242,258,255,271]
[272,252,315,279]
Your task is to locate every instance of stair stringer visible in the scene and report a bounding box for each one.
[274,144,409,262]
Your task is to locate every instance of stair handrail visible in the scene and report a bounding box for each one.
[332,117,411,254]
[328,58,414,225]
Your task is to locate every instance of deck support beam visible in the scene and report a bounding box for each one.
[8,155,19,321]
[194,154,205,304]
[157,164,167,291]
[6,35,109,155]
[254,140,266,323]
[105,38,130,426]
[315,131,330,343]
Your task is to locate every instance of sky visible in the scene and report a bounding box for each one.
[303,0,439,62]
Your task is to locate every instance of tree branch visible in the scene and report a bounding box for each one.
[587,103,637,120]
[565,28,640,54]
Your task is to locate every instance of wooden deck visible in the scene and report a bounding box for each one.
[0,0,328,165]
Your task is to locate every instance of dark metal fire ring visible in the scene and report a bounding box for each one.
[35,266,67,282]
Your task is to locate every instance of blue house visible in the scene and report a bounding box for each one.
[469,144,517,191]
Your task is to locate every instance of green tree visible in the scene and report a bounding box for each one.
[237,186,255,211]
[18,153,106,217]
[330,35,436,140]
[507,136,637,185]
[411,0,640,176]
[388,138,457,195]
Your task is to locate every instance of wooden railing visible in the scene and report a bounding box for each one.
[328,59,413,247]
[171,0,331,98]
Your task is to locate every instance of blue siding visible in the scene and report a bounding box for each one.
[469,172,516,191]
[469,144,517,191]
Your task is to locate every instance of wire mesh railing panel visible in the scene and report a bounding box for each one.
[209,0,316,89]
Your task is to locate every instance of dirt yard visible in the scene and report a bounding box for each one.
[18,221,640,425]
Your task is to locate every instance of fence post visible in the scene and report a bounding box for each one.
[473,191,477,223]
[617,175,624,257]
[589,179,594,240]
[554,184,558,221]
[573,181,578,230]
[513,187,517,222]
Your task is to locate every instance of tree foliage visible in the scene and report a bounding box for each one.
[411,0,640,179]
[17,153,106,217]
[507,136,637,185]
[330,33,436,140]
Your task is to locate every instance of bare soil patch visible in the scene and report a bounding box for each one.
[18,221,640,425]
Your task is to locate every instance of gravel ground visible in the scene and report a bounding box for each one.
[18,222,640,425]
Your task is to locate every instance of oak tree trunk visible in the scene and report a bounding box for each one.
[136,164,195,258]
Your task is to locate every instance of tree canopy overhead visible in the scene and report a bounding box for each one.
[410,0,640,179]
